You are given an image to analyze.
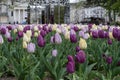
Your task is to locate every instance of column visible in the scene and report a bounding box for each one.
[23,9,24,22]
[18,9,20,23]
[13,9,16,23]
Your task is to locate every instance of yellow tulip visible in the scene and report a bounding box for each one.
[79,38,87,49]
[109,32,114,39]
[56,28,61,33]
[34,26,38,31]
[23,41,27,48]
[26,30,32,38]
[34,32,38,37]
[52,24,57,31]
[64,31,70,40]
[23,33,29,42]
[18,25,23,31]
[14,29,17,33]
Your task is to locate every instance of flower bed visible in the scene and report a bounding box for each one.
[0,24,120,80]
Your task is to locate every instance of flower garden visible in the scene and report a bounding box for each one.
[0,24,120,80]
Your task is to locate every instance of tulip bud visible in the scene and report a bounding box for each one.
[76,50,86,63]
[79,38,87,49]
[54,33,62,44]
[23,41,27,48]
[66,61,75,74]
[27,43,35,53]
[52,49,58,57]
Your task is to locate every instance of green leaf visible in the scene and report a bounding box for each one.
[84,63,97,76]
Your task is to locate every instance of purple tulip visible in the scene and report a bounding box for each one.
[66,61,75,74]
[40,30,46,37]
[18,31,23,38]
[76,46,80,52]
[106,56,112,64]
[27,43,35,53]
[108,39,112,45]
[5,32,11,38]
[92,30,98,38]
[70,34,77,43]
[104,32,109,38]
[52,49,58,57]
[54,33,62,44]
[76,50,86,63]
[7,37,13,42]
[112,28,118,39]
[67,55,74,62]
[83,33,89,39]
[79,31,84,37]
[98,30,105,38]
[73,26,79,32]
[16,36,19,41]
[37,35,46,47]
[23,26,30,33]
[1,28,6,34]
[70,29,76,35]
[7,26,12,30]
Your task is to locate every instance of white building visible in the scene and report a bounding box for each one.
[0,0,28,24]
[0,3,9,24]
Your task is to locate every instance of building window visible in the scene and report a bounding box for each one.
[11,11,13,16]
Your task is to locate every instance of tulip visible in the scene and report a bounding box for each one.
[0,35,4,44]
[79,31,84,37]
[34,32,38,37]
[66,61,75,74]
[109,32,114,39]
[18,31,23,38]
[23,26,30,33]
[76,50,86,63]
[27,43,35,53]
[76,46,80,52]
[1,28,6,34]
[106,56,112,64]
[40,30,46,37]
[37,35,46,47]
[50,36,54,43]
[23,41,27,48]
[108,39,112,45]
[73,26,79,32]
[98,30,105,38]
[79,38,87,49]
[23,33,30,42]
[7,26,12,30]
[64,31,70,40]
[5,32,11,38]
[26,30,32,38]
[70,34,77,43]
[67,55,74,62]
[7,37,13,42]
[112,28,118,39]
[17,25,23,31]
[92,30,98,38]
[14,29,18,33]
[52,49,58,57]
[54,33,62,44]
[52,24,57,31]
[83,33,90,39]
[34,26,38,31]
